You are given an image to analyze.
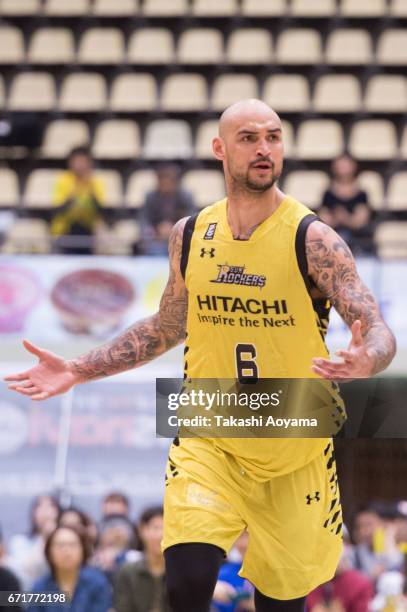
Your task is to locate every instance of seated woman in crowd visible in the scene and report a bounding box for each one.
[27,525,111,612]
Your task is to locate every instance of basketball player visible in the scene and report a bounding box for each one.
[5,100,396,612]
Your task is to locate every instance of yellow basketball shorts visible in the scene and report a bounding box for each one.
[162,437,343,600]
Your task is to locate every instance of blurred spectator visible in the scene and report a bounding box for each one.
[101,492,130,520]
[92,515,139,582]
[352,504,404,581]
[307,539,374,612]
[370,571,407,611]
[27,526,111,612]
[51,146,108,255]
[6,494,60,589]
[0,526,23,612]
[140,164,196,255]
[113,505,170,612]
[212,531,255,612]
[59,507,98,555]
[318,155,374,255]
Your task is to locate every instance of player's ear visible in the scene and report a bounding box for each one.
[212,137,225,161]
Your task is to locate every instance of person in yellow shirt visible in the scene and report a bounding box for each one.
[51,146,107,255]
[6,101,396,611]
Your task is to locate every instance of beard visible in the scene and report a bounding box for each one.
[229,159,282,194]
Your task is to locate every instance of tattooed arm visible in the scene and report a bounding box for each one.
[305,221,396,379]
[5,218,189,400]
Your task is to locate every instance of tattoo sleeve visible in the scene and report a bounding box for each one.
[305,221,396,375]
[70,218,189,382]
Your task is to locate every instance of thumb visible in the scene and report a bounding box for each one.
[23,339,45,359]
[350,320,363,348]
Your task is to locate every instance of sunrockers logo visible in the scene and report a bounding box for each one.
[211,264,266,288]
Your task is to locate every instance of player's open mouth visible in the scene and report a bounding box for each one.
[252,162,272,169]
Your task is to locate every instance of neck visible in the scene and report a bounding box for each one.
[145,550,165,576]
[226,183,285,239]
[55,568,79,592]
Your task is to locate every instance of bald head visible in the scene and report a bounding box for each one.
[219,99,281,139]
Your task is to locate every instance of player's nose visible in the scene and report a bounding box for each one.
[255,139,272,157]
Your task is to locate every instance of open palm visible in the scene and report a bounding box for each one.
[4,340,78,401]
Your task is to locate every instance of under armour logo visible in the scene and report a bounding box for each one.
[200,248,215,258]
[306,492,320,504]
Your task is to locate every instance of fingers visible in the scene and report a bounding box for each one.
[311,365,348,382]
[4,370,31,382]
[7,380,34,390]
[31,392,50,401]
[11,386,43,397]
[22,339,45,358]
[350,320,363,347]
[312,358,352,380]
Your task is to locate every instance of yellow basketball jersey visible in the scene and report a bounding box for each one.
[179,195,333,480]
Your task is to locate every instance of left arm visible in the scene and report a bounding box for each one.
[305,220,396,379]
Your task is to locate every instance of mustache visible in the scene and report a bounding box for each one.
[249,158,275,168]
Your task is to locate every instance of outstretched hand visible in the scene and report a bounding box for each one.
[4,340,79,401]
[311,320,375,381]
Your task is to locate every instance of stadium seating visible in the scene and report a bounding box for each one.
[128,29,174,64]
[44,0,90,16]
[0,0,40,15]
[110,74,157,112]
[178,29,223,64]
[125,170,157,208]
[284,171,330,210]
[241,0,286,16]
[92,120,141,159]
[326,29,372,64]
[290,0,336,16]
[263,74,310,112]
[376,30,407,65]
[349,120,398,160]
[391,0,407,17]
[8,73,56,111]
[95,170,123,207]
[192,0,238,15]
[78,29,125,64]
[0,27,25,64]
[182,170,225,208]
[161,74,208,112]
[296,120,343,160]
[41,120,90,159]
[226,29,272,64]
[313,75,361,112]
[23,169,60,208]
[358,171,385,210]
[375,222,407,259]
[142,0,188,16]
[92,0,139,16]
[387,173,407,211]
[28,29,75,65]
[144,120,193,159]
[0,169,19,208]
[276,29,321,64]
[340,0,387,16]
[211,74,258,111]
[400,126,407,159]
[0,0,406,259]
[195,120,219,159]
[3,219,51,254]
[364,75,407,113]
[59,73,107,111]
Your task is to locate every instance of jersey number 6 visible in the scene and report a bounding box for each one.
[235,343,259,384]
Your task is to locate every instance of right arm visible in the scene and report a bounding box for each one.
[5,218,189,401]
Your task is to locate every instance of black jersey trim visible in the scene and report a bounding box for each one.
[180,213,199,280]
[295,214,318,293]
